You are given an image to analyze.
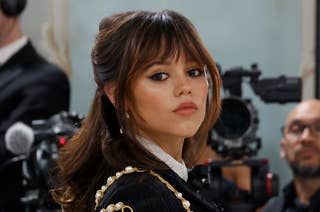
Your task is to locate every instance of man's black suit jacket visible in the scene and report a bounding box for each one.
[0,41,70,211]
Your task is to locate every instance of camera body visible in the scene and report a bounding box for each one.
[210,63,301,159]
[189,159,279,211]
[21,111,82,210]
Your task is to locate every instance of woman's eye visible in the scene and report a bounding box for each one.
[187,68,203,77]
[149,72,168,81]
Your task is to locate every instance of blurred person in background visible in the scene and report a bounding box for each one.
[263,99,320,211]
[0,0,70,210]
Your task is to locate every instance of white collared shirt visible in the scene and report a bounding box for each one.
[137,136,188,182]
[0,36,28,65]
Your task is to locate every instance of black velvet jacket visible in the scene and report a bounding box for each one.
[95,168,222,212]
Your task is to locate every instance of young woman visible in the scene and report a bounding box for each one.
[53,10,222,211]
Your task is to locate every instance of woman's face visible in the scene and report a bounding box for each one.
[131,53,208,143]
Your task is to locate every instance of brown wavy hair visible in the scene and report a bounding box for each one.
[52,10,221,211]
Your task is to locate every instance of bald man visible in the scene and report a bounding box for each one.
[263,99,320,212]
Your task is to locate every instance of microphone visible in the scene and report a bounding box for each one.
[5,122,34,155]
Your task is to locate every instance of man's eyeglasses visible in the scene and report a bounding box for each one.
[281,121,320,142]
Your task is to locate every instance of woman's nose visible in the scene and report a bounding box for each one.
[174,75,192,97]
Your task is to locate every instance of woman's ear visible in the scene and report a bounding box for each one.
[104,84,116,105]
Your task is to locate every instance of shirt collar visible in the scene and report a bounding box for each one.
[137,136,188,182]
[0,35,28,65]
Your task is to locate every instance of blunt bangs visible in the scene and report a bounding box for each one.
[129,11,205,75]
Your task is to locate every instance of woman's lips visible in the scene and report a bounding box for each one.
[173,102,198,116]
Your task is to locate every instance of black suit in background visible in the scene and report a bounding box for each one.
[263,181,320,212]
[0,41,70,211]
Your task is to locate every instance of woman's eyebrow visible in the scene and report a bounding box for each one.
[144,59,200,71]
[145,60,171,70]
[186,61,200,66]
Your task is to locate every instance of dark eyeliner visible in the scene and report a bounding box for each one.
[149,72,168,81]
[187,68,204,77]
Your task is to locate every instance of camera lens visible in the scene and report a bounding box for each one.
[214,98,251,139]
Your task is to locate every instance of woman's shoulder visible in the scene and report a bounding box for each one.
[95,167,187,212]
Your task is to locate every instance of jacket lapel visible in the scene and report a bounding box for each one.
[0,66,22,91]
[0,41,39,73]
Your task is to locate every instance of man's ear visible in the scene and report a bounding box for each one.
[280,139,286,159]
[104,84,116,105]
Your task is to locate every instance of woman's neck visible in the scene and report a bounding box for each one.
[138,134,184,162]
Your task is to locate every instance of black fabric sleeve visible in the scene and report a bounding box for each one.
[4,68,70,127]
[97,175,185,212]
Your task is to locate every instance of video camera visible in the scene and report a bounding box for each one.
[210,63,301,159]
[195,63,301,211]
[19,112,82,210]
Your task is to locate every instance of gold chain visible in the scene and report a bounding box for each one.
[149,170,191,211]
[99,202,134,212]
[94,166,191,211]
[94,166,145,210]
